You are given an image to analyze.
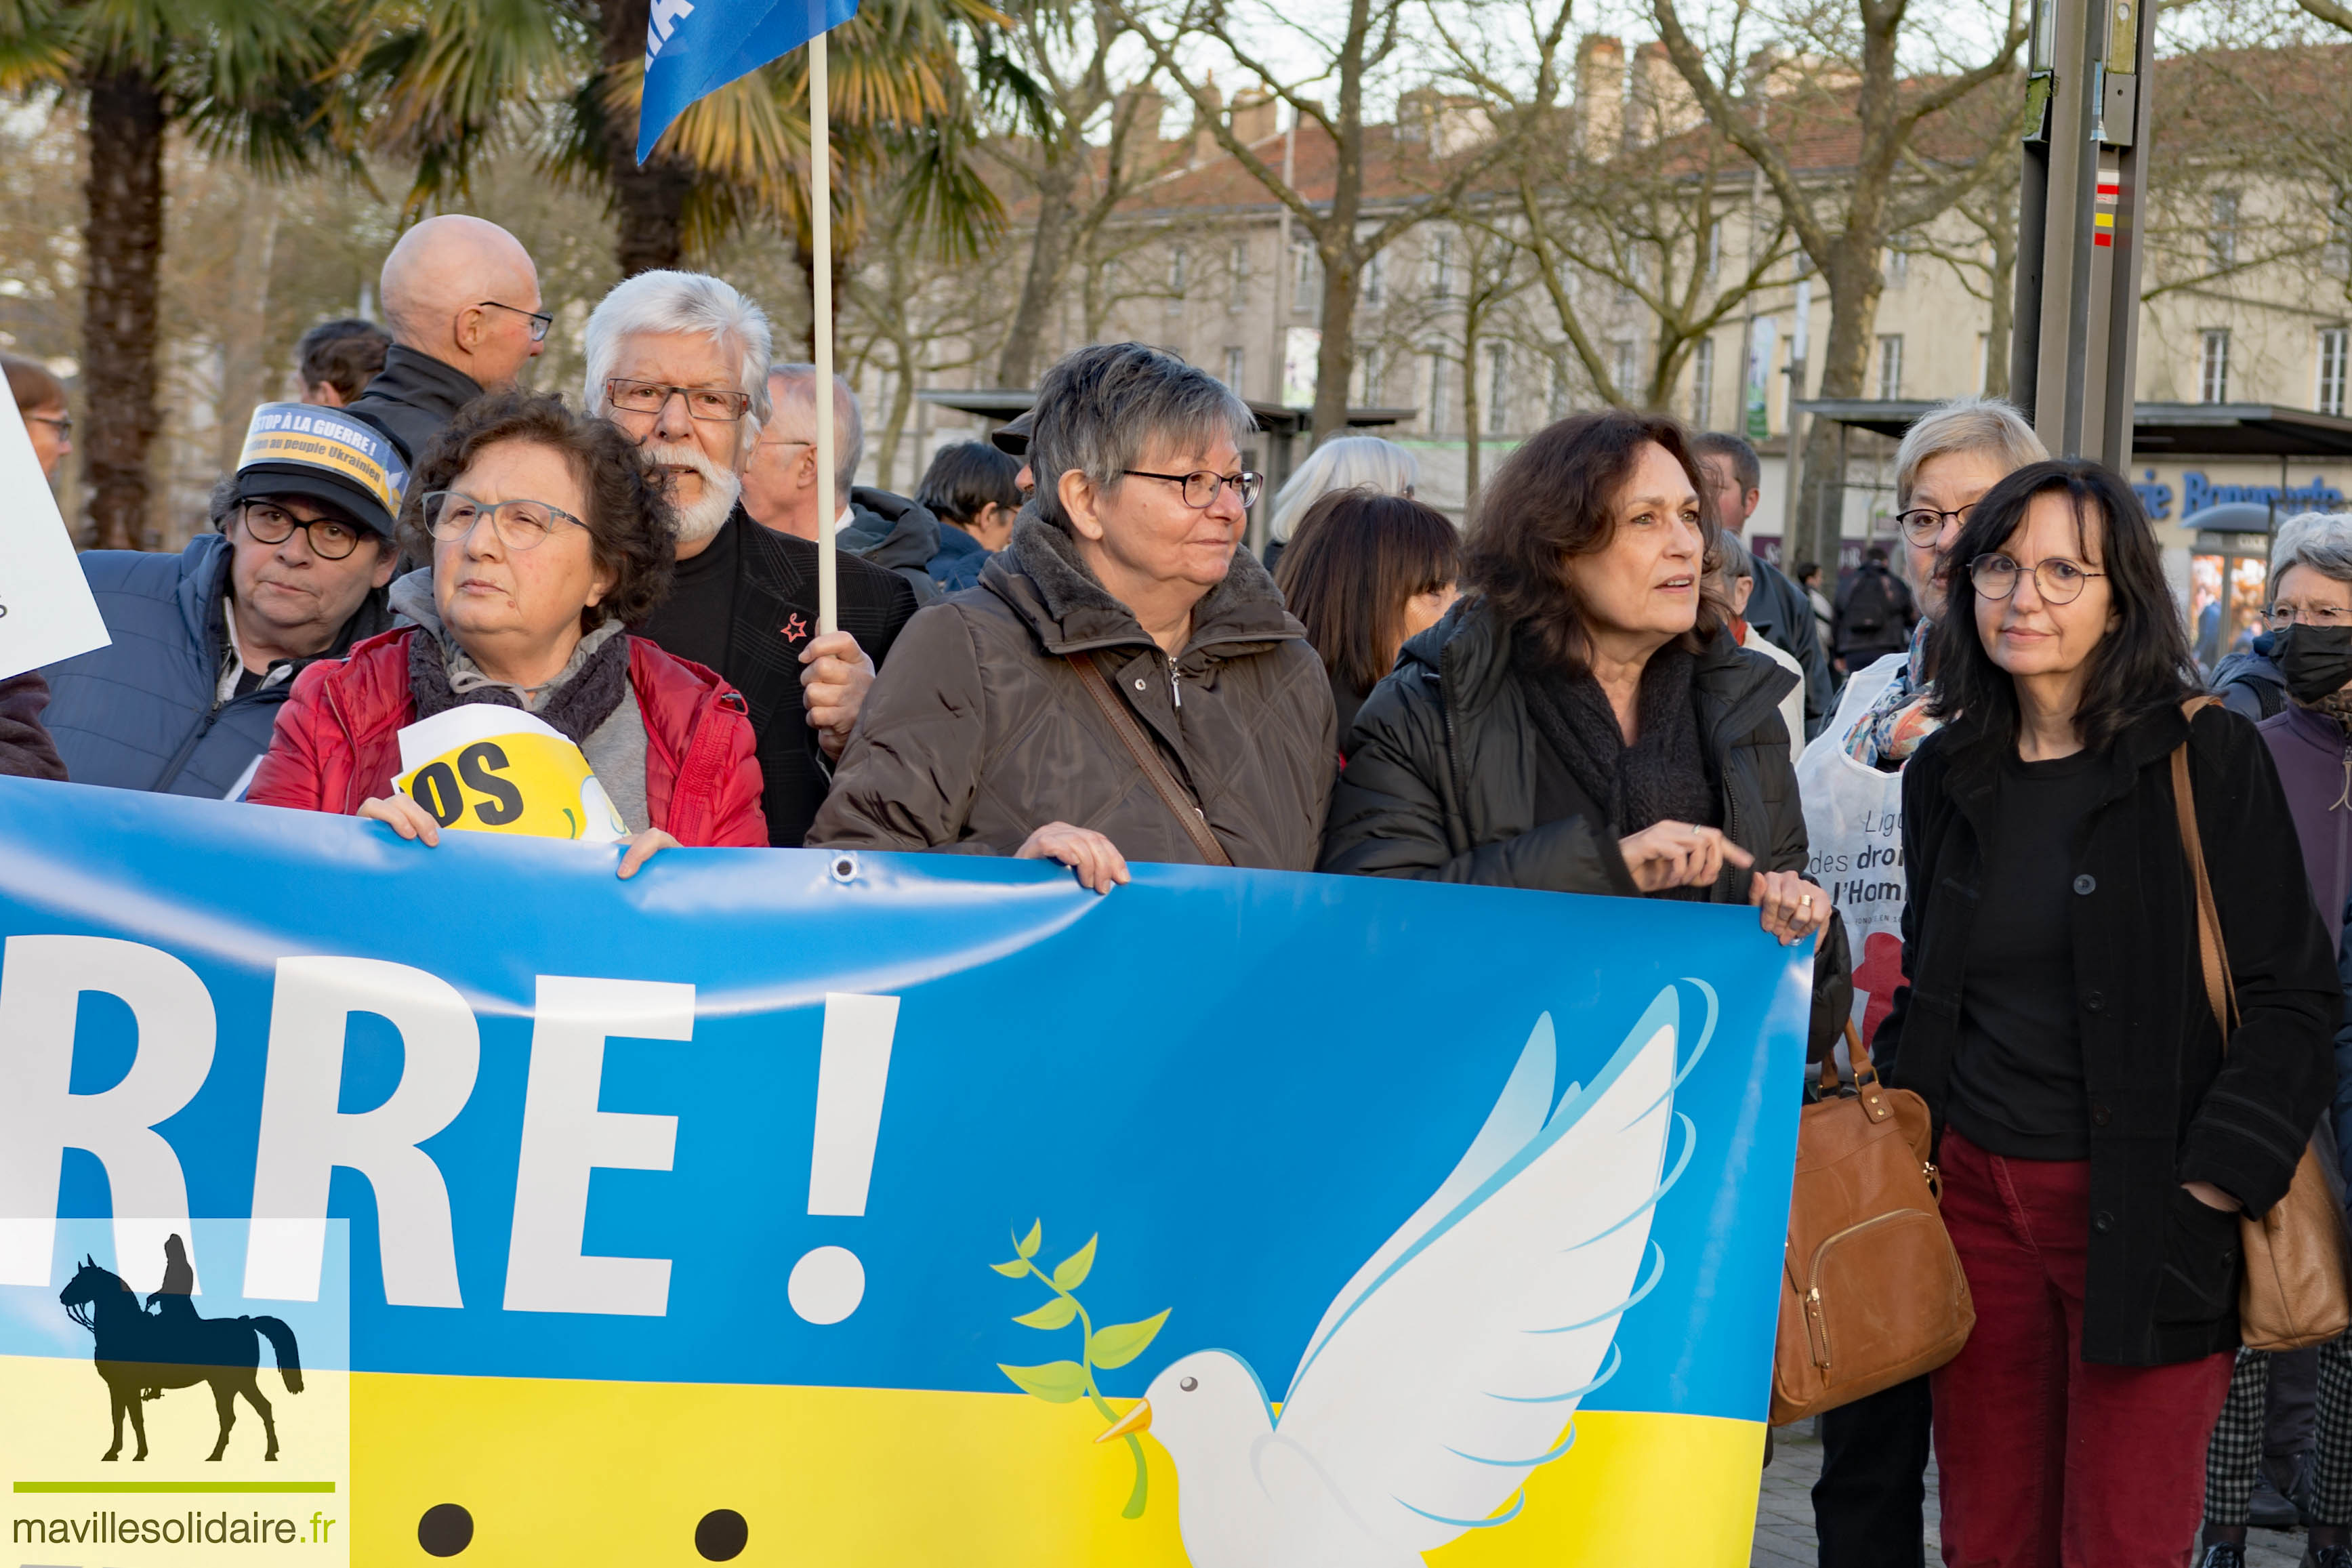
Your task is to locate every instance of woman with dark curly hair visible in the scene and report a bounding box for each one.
[1319,407,1849,1048]
[248,391,768,867]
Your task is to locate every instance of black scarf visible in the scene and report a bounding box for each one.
[1518,636,1715,837]
[407,626,633,746]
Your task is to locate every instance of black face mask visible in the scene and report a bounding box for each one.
[2273,623,2352,705]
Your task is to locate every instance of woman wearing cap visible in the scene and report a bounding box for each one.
[249,391,768,868]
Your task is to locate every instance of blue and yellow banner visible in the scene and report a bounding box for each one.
[0,778,1809,1565]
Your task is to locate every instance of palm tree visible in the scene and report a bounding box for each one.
[0,0,346,549]
[353,0,1016,301]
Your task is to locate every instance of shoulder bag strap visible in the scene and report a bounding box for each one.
[1067,651,1234,867]
[2172,694,2240,1038]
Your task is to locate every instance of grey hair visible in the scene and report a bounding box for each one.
[1894,396,2047,510]
[1268,435,1420,543]
[581,270,773,460]
[2271,512,2352,586]
[766,364,863,495]
[1722,542,1755,580]
[1029,343,1255,529]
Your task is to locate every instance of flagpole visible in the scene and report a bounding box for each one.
[811,30,837,635]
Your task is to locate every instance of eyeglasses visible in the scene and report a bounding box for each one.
[1121,468,1265,510]
[478,300,552,342]
[423,491,586,552]
[24,411,70,438]
[2269,602,2352,628]
[239,500,373,561]
[1969,552,2107,604]
[1895,505,1973,545]
[604,377,753,423]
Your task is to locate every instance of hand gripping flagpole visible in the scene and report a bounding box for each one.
[811,30,837,636]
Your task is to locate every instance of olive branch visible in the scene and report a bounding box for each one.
[991,1219,1170,1520]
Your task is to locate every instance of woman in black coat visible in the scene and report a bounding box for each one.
[1874,459,2337,1565]
[1319,408,1846,1044]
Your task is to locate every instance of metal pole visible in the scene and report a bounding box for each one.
[812,32,838,635]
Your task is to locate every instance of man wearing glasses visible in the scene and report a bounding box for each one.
[39,404,402,798]
[580,269,919,848]
[811,342,1337,885]
[346,214,547,469]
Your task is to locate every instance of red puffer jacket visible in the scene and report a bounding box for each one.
[247,628,768,847]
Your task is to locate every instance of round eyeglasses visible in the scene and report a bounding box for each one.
[1969,553,2106,604]
[1121,468,1265,510]
[423,491,586,552]
[239,501,372,560]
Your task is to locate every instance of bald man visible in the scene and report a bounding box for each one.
[344,214,545,467]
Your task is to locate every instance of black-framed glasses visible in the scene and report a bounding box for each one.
[478,300,552,342]
[1970,553,2106,604]
[2269,602,2352,628]
[24,411,70,438]
[423,491,586,552]
[604,377,753,423]
[239,500,372,561]
[1121,468,1264,510]
[1896,504,1973,545]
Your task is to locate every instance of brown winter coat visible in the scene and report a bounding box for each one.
[808,513,1336,870]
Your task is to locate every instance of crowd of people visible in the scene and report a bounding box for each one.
[3,209,2350,1568]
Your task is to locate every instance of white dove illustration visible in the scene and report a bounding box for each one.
[1097,986,1694,1568]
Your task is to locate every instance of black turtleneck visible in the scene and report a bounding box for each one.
[636,510,741,679]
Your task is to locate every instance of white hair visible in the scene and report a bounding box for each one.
[766,364,863,496]
[2271,512,2352,585]
[581,270,773,461]
[1893,396,2047,510]
[1268,435,1420,543]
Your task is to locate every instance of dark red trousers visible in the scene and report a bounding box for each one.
[1931,1130,2234,1567]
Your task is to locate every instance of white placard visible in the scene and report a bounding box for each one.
[0,389,105,679]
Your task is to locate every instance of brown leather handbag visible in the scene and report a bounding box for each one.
[1771,1023,1975,1424]
[2172,697,2351,1352]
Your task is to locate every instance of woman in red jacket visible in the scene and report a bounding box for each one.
[249,391,766,867]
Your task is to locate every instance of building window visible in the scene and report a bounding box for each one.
[1611,338,1640,400]
[1884,240,1910,289]
[2327,205,2352,278]
[1431,235,1454,300]
[1486,343,1510,434]
[1704,223,1721,284]
[1223,346,1245,392]
[2200,329,2231,404]
[1357,343,1385,405]
[1168,246,1188,296]
[1548,354,1569,421]
[1427,351,1449,432]
[1292,241,1315,310]
[1228,241,1248,312]
[1690,336,1715,428]
[1876,333,1904,400]
[2321,327,2349,418]
[1363,249,1385,307]
[2208,191,2240,270]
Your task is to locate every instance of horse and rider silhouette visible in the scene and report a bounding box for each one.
[58,1235,304,1463]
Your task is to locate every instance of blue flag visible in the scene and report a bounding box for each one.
[637,0,861,165]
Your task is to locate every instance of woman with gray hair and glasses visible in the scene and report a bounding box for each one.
[809,342,1336,887]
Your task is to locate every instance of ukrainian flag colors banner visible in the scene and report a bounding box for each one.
[0,777,1811,1566]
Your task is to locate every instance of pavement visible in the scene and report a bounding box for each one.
[1752,1421,2308,1567]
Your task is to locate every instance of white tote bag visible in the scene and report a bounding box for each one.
[1797,655,1912,1053]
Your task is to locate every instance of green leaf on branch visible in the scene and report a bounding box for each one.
[989,1259,1029,1277]
[1052,1234,1098,1291]
[1013,1296,1078,1330]
[1088,1308,1170,1369]
[998,1359,1088,1403]
[1015,1219,1043,1259]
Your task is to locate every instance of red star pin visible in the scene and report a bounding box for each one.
[781,615,809,642]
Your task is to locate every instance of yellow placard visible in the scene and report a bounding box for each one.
[392,706,626,844]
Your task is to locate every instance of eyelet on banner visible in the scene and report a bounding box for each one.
[829,853,859,884]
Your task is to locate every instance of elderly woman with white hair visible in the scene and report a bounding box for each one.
[578,268,918,847]
[810,342,1336,886]
[1809,394,2045,1568]
[1260,434,1420,574]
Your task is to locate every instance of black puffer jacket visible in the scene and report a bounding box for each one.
[1321,598,1852,1052]
[1876,704,2337,1365]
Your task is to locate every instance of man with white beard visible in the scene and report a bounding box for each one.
[581,270,917,847]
